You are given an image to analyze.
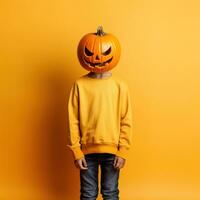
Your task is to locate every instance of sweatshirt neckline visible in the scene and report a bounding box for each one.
[84,73,113,80]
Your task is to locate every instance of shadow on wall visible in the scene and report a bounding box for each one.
[25,60,81,199]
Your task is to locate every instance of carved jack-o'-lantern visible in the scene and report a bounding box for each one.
[77,26,121,73]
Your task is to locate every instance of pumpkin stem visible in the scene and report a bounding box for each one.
[96,26,105,36]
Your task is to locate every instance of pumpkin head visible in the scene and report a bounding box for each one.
[77,26,121,73]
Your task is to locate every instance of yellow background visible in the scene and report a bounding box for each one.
[0,0,200,200]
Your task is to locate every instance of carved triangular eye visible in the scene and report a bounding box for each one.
[102,46,111,56]
[85,47,94,56]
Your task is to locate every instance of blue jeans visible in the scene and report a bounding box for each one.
[80,153,120,200]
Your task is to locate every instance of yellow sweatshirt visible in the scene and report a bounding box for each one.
[66,73,133,160]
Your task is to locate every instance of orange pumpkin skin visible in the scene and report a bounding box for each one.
[77,26,121,73]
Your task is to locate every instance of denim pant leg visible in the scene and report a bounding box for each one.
[80,154,99,200]
[100,153,120,200]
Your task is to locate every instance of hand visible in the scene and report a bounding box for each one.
[74,157,88,170]
[113,156,126,170]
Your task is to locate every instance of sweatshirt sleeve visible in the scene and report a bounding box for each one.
[116,82,133,160]
[66,82,84,160]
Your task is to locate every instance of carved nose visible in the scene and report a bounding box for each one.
[96,55,100,60]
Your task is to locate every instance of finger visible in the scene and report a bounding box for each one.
[121,162,125,168]
[79,160,88,170]
[115,160,122,170]
[113,156,118,167]
[118,162,124,169]
[82,157,88,168]
[116,162,122,170]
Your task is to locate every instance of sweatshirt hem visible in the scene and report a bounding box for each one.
[81,143,119,155]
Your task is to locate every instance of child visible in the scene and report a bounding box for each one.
[66,27,133,200]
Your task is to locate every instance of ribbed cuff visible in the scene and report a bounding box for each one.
[116,146,129,160]
[66,145,84,160]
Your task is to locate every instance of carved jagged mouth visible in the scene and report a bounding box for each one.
[84,57,113,67]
